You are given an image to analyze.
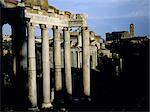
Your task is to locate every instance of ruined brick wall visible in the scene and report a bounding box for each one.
[24,0,48,9]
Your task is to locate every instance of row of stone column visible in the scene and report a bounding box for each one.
[27,22,90,109]
[112,53,123,76]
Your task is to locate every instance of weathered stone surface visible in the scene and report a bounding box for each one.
[27,22,37,108]
[53,25,62,92]
[63,27,72,95]
[82,27,90,96]
[24,0,38,6]
[40,24,53,108]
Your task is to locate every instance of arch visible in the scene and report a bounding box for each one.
[1,23,16,109]
[2,23,12,36]
[2,23,16,81]
[1,6,28,110]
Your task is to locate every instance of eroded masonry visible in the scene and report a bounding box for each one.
[1,0,102,110]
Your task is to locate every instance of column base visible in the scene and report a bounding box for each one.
[28,107,39,111]
[42,103,53,109]
[81,96,92,102]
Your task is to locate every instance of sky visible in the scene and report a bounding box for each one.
[2,0,150,39]
[48,0,150,38]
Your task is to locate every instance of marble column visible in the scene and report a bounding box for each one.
[78,32,82,47]
[120,58,123,72]
[80,51,82,68]
[51,88,54,102]
[73,51,77,68]
[53,26,62,91]
[116,66,119,76]
[13,56,16,75]
[92,53,96,69]
[63,27,72,95]
[95,49,98,67]
[77,50,80,68]
[27,22,37,108]
[0,24,2,74]
[40,24,53,108]
[71,51,74,67]
[82,27,90,96]
[0,24,2,101]
[61,49,64,68]
[11,26,17,76]
[94,49,97,69]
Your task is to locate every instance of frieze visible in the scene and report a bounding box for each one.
[25,11,87,27]
[25,12,68,27]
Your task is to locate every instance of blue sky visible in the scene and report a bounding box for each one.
[3,0,150,39]
[49,0,150,38]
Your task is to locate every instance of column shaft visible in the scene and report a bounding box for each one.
[78,33,82,47]
[116,66,119,76]
[53,26,62,91]
[95,49,98,67]
[77,50,80,68]
[92,50,97,69]
[73,51,77,68]
[0,24,2,102]
[80,51,82,68]
[64,27,72,95]
[27,23,37,107]
[11,26,17,76]
[82,27,90,96]
[120,58,123,72]
[0,24,2,67]
[41,25,52,108]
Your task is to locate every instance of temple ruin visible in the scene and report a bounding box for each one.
[1,0,101,110]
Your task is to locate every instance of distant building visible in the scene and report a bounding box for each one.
[106,31,131,41]
[130,23,134,37]
[106,23,135,42]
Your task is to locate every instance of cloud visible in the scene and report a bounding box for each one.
[49,0,149,37]
[89,10,149,20]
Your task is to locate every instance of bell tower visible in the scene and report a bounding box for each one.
[130,23,134,37]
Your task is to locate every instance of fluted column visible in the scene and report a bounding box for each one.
[53,26,62,91]
[27,22,37,108]
[82,27,90,96]
[40,24,53,108]
[63,27,72,95]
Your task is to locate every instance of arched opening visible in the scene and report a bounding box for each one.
[2,23,16,109]
[2,23,13,86]
[2,24,12,35]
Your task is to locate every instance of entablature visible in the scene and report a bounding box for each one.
[25,8,87,27]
